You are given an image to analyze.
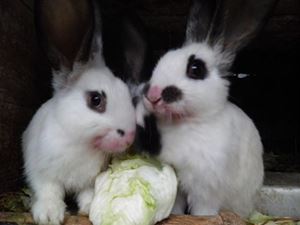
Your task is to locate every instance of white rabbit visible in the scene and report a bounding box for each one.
[22,0,136,224]
[140,0,277,217]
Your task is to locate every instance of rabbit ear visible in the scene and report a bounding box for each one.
[122,16,152,83]
[185,0,219,43]
[103,12,153,83]
[35,0,96,71]
[208,0,278,67]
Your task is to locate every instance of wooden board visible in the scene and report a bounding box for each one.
[0,211,246,225]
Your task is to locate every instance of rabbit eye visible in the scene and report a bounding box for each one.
[186,55,207,80]
[86,91,106,113]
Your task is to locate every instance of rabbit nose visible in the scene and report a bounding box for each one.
[117,129,125,137]
[146,86,162,105]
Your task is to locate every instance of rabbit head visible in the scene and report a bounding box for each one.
[143,0,277,122]
[35,0,136,153]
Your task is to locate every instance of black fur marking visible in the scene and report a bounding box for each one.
[186,55,207,80]
[162,86,183,103]
[132,96,139,107]
[134,114,161,156]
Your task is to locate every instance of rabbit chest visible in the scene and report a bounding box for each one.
[44,149,105,191]
[23,101,107,192]
[156,103,259,191]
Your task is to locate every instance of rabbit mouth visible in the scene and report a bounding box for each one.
[144,96,188,121]
[158,109,189,122]
[92,134,134,153]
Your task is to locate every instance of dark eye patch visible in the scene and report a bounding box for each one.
[186,55,207,80]
[86,91,107,113]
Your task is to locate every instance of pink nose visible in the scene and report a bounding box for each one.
[146,86,162,104]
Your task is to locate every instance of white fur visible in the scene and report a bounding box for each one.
[22,67,136,225]
[144,43,264,217]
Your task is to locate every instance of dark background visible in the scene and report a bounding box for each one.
[0,0,299,194]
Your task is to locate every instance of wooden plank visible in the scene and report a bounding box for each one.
[0,211,246,225]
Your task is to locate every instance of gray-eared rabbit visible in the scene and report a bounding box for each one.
[22,0,136,224]
[140,0,277,217]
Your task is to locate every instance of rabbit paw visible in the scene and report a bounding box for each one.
[77,188,94,215]
[32,198,66,225]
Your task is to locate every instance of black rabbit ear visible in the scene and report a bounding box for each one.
[122,16,151,83]
[208,0,278,67]
[102,12,153,83]
[185,0,219,43]
[35,0,95,71]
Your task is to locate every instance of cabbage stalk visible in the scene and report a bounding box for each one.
[89,154,177,225]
